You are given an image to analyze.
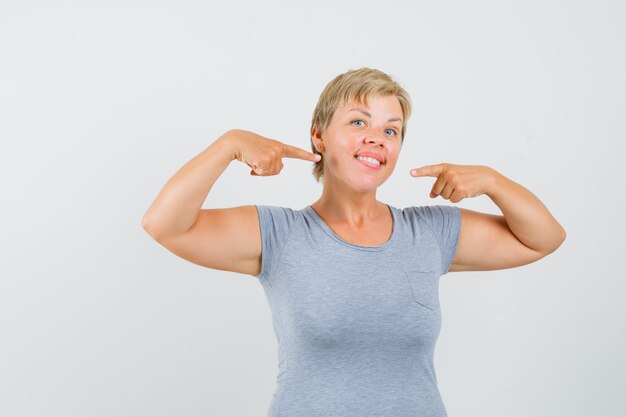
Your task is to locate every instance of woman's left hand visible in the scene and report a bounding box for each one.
[410,163,498,203]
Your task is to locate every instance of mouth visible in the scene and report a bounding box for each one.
[354,155,384,169]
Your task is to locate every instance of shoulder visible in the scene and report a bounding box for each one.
[255,205,303,233]
[254,205,304,279]
[255,204,300,218]
[398,204,461,241]
[408,204,459,219]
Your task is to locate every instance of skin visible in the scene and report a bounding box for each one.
[310,94,404,234]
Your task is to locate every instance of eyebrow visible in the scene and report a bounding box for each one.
[348,108,403,124]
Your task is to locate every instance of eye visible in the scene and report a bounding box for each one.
[385,128,398,136]
[351,120,399,137]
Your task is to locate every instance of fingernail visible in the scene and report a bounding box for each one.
[411,169,417,175]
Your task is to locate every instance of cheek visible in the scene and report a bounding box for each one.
[324,149,356,175]
[384,152,401,169]
[327,153,348,171]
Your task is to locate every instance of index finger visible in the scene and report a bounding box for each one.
[281,143,322,162]
[410,163,446,177]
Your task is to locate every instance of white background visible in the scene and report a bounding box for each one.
[1,1,624,416]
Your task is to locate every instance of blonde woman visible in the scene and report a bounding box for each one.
[142,67,566,417]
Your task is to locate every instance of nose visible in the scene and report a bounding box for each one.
[364,131,385,147]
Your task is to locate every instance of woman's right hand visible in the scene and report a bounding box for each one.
[228,129,322,176]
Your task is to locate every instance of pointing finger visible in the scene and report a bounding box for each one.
[282,143,322,162]
[410,164,445,177]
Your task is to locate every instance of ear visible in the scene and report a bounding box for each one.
[311,125,325,152]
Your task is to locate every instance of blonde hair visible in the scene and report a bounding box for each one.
[309,67,412,183]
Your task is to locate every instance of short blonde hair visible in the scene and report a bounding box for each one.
[310,67,412,183]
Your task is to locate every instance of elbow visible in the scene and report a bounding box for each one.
[141,213,160,238]
[547,228,567,255]
[141,214,182,242]
[141,212,152,230]
[535,228,567,257]
[557,225,567,247]
[552,222,567,249]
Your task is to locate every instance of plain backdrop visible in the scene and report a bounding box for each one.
[1,1,624,416]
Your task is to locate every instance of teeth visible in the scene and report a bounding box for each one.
[356,156,381,166]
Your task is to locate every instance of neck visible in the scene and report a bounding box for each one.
[311,177,384,226]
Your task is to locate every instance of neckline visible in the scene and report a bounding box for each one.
[304,204,396,251]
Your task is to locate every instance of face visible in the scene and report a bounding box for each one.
[312,94,404,192]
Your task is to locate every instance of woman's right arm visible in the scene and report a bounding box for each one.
[142,130,240,240]
[141,129,320,275]
[141,129,264,274]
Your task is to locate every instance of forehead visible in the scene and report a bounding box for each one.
[338,95,401,112]
[335,96,403,121]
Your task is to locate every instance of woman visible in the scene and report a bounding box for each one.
[142,68,566,417]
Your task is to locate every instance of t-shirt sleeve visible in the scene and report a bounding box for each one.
[413,204,462,275]
[253,205,298,280]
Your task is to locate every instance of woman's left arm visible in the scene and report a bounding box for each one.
[486,169,566,254]
[410,164,567,272]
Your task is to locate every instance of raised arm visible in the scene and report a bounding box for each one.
[410,163,566,272]
[142,130,239,240]
[141,129,320,275]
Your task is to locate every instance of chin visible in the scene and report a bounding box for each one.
[352,177,385,192]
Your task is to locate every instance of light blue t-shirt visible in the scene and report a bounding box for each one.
[253,203,461,417]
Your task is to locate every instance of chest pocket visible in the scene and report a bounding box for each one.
[403,269,440,310]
